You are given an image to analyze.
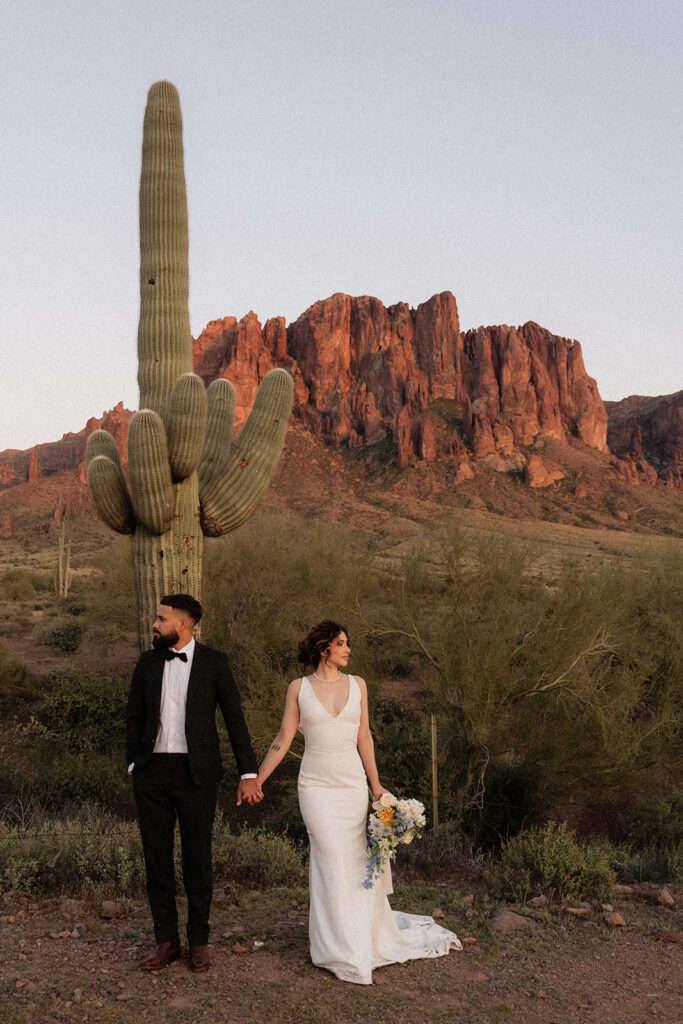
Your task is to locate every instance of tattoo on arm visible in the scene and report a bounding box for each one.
[271,743,281,752]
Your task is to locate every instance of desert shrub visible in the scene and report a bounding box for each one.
[597,792,683,884]
[2,568,35,601]
[35,668,127,750]
[203,511,376,676]
[29,570,53,592]
[37,619,83,653]
[0,668,132,814]
[60,597,87,617]
[27,746,132,813]
[494,821,615,903]
[0,808,304,897]
[625,792,683,853]
[79,536,136,642]
[212,814,305,888]
[606,842,682,884]
[0,809,144,897]
[0,639,30,694]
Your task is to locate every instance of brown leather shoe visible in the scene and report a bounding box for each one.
[189,944,210,972]
[138,938,181,970]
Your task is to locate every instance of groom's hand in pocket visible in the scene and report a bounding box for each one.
[237,778,263,806]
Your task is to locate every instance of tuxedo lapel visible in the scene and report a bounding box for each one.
[185,641,206,721]
[149,651,165,721]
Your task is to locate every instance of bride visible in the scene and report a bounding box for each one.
[256,620,461,985]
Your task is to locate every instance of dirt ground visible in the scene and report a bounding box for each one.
[1,880,680,1024]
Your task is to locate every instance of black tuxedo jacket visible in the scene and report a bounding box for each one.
[125,642,258,786]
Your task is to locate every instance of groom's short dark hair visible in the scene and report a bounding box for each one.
[160,594,203,624]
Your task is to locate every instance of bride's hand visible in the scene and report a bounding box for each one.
[372,785,389,802]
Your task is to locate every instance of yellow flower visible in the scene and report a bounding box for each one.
[378,808,395,827]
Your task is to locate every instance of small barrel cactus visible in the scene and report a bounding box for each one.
[88,81,293,648]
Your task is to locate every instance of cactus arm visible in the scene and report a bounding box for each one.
[166,373,208,480]
[88,455,136,534]
[198,378,236,492]
[137,81,192,420]
[86,429,124,470]
[200,368,293,537]
[127,410,174,535]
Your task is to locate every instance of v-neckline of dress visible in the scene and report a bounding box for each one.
[305,675,353,720]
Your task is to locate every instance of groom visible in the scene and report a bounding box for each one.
[126,594,262,972]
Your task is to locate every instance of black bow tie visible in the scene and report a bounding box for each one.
[163,649,188,662]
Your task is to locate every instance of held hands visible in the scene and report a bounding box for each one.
[237,778,264,806]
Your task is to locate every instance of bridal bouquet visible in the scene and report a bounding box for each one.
[363,793,426,889]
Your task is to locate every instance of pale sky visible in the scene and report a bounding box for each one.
[2,0,681,451]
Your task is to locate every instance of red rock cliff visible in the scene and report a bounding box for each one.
[194,291,608,469]
[0,403,133,491]
[606,391,683,487]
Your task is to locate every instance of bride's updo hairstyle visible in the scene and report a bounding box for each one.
[298,620,349,669]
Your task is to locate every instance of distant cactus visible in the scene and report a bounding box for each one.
[55,521,72,599]
[88,81,293,648]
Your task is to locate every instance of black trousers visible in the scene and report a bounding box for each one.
[133,754,217,946]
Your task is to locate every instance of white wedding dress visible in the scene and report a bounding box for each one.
[297,675,462,985]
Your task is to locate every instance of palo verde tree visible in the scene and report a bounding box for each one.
[87,81,293,648]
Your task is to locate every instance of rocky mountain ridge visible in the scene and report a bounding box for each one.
[1,292,680,497]
[606,391,683,487]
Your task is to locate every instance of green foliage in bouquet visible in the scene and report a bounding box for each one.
[87,81,293,648]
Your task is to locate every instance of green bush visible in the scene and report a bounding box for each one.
[212,814,305,888]
[494,821,615,903]
[35,668,127,751]
[0,640,30,693]
[0,810,144,897]
[2,568,35,601]
[60,597,87,617]
[0,668,131,814]
[201,511,381,778]
[78,537,137,642]
[626,793,683,852]
[37,619,83,653]
[606,842,682,884]
[26,747,133,814]
[598,792,683,883]
[0,808,304,897]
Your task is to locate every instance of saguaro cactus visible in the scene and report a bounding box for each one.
[87,81,293,648]
[55,521,72,599]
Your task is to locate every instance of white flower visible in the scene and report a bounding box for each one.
[372,791,396,811]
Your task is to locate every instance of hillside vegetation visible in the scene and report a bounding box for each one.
[0,506,680,898]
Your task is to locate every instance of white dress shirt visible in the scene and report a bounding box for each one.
[153,637,195,753]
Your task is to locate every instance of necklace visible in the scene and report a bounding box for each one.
[313,668,342,683]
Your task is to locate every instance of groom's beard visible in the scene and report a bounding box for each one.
[153,630,181,650]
